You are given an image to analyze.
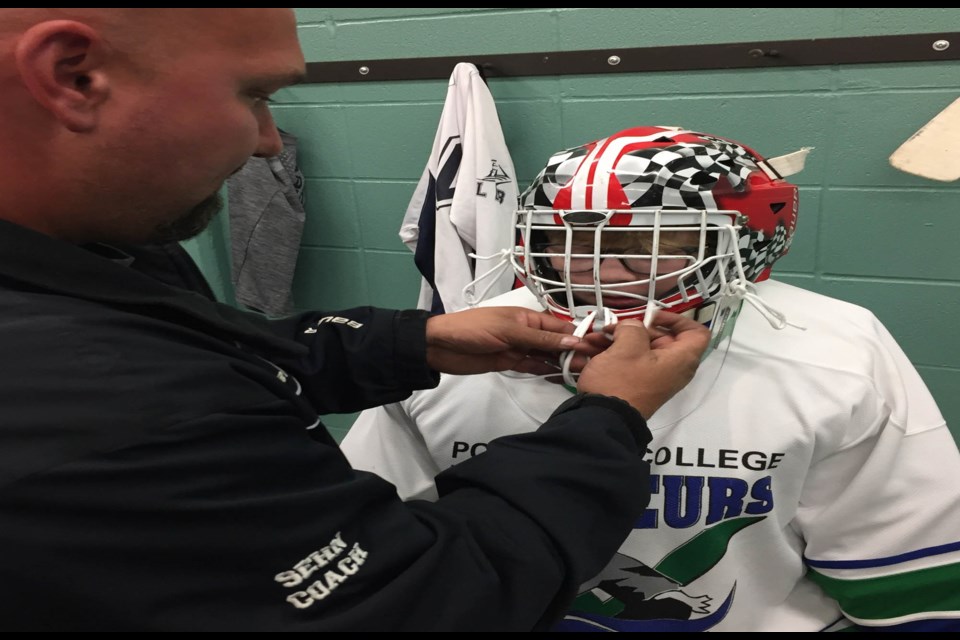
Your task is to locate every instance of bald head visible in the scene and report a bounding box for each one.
[1,9,285,57]
[0,8,304,243]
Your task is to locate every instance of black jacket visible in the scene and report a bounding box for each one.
[0,220,652,631]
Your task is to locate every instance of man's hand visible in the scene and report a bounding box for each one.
[425,307,583,376]
[576,312,710,418]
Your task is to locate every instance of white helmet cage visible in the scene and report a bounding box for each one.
[511,208,743,323]
[510,126,798,325]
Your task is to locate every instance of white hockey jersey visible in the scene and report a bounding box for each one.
[401,63,518,313]
[343,281,960,631]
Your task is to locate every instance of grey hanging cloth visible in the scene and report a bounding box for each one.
[228,129,306,316]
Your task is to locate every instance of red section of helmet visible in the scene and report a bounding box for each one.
[715,172,797,239]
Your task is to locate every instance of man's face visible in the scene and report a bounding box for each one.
[541,228,704,308]
[89,9,306,244]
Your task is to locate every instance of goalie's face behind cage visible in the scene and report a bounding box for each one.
[511,126,800,324]
[534,226,711,311]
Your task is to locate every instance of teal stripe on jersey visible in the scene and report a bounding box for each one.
[808,562,960,622]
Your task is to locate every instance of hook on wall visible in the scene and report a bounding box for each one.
[476,62,493,84]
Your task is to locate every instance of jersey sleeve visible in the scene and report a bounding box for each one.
[342,399,442,501]
[797,317,960,629]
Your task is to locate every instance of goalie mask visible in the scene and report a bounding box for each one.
[510,126,800,327]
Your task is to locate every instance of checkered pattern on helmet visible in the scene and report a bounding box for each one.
[736,223,789,282]
[616,142,758,210]
[520,133,760,212]
[519,144,591,208]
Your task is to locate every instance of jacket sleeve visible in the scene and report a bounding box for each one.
[0,394,652,631]
[266,306,440,414]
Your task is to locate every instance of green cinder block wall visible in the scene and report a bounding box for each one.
[193,9,960,443]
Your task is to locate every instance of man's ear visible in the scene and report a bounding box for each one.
[14,20,110,133]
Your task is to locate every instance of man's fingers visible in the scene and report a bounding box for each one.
[606,319,653,354]
[572,333,610,358]
[513,323,582,352]
[599,311,711,353]
[648,311,710,337]
[649,313,710,354]
[528,309,578,335]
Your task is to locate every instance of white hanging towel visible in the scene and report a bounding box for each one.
[400,62,518,313]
